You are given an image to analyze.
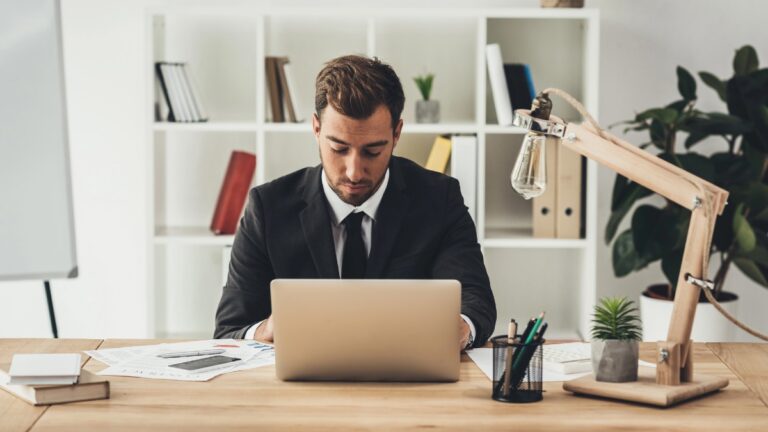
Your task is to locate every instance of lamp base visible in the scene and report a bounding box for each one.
[563,367,728,407]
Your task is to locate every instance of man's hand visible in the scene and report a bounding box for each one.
[459,316,471,351]
[254,315,274,343]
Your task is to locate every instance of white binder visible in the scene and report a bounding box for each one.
[450,135,478,223]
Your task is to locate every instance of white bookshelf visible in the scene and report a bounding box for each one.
[146,5,599,340]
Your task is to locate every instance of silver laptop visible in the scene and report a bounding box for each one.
[271,279,461,382]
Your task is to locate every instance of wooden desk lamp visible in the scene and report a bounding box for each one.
[511,89,729,407]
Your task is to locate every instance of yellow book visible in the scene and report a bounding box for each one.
[425,136,452,173]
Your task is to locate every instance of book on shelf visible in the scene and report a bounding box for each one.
[265,57,283,123]
[211,151,257,235]
[450,135,478,223]
[1,364,109,406]
[485,44,513,126]
[155,62,208,123]
[266,56,301,123]
[275,57,301,122]
[424,135,452,173]
[503,63,536,111]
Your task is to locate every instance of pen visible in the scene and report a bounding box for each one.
[502,319,518,397]
[512,312,545,372]
[157,349,225,359]
[517,318,536,344]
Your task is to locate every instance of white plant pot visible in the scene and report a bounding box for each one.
[639,285,739,342]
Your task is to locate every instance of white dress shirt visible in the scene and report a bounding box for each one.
[245,169,475,344]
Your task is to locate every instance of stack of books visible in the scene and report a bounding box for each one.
[265,56,302,123]
[155,62,209,123]
[1,353,109,405]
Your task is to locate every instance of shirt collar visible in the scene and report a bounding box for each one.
[321,169,390,226]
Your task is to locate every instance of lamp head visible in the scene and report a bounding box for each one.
[510,92,568,199]
[511,92,566,139]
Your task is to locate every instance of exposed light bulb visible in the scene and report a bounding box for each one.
[510,133,547,199]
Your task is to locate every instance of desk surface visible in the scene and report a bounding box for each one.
[1,339,767,431]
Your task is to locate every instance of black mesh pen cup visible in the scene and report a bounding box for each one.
[491,335,544,403]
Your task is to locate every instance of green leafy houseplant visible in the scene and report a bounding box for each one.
[413,73,435,101]
[607,45,768,301]
[590,297,641,382]
[591,297,642,341]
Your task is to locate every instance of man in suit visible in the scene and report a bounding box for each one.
[215,55,496,350]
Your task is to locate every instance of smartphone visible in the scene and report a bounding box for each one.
[168,355,242,373]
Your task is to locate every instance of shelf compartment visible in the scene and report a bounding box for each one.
[485,18,586,125]
[483,133,531,235]
[374,16,478,125]
[484,248,584,338]
[154,132,256,229]
[155,14,259,122]
[264,15,367,123]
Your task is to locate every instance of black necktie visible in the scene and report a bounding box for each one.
[342,212,367,279]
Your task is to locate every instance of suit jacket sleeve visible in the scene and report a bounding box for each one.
[214,188,274,339]
[431,178,496,347]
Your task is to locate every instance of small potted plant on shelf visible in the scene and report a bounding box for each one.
[414,73,439,123]
[591,297,642,382]
[606,45,768,341]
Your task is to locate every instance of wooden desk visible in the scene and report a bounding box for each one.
[1,340,767,431]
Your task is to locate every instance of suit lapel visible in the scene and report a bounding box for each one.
[366,158,408,278]
[299,167,340,278]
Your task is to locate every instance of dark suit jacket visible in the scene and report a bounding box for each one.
[214,156,496,346]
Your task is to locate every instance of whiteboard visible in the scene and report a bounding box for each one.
[0,0,78,281]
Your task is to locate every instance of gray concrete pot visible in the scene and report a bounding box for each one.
[591,340,639,382]
[415,100,440,123]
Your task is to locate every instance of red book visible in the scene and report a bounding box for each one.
[210,151,257,235]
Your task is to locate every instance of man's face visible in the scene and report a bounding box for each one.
[313,104,402,206]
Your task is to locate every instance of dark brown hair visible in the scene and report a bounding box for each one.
[315,55,405,130]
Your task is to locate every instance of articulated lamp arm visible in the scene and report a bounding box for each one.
[511,90,728,372]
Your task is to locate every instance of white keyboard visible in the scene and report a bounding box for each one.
[545,343,591,362]
[543,343,591,374]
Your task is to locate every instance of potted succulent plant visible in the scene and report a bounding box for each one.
[414,73,439,123]
[607,45,768,341]
[591,297,642,382]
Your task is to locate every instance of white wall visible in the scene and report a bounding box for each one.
[0,0,150,338]
[0,0,766,340]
